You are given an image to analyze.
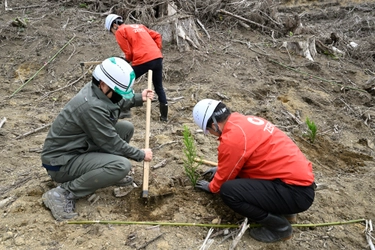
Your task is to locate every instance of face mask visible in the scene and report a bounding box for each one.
[110,91,123,103]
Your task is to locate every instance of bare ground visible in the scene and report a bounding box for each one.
[0,0,374,249]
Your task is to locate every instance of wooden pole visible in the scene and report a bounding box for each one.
[142,70,153,198]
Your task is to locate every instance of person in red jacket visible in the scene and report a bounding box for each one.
[105,14,168,122]
[192,99,315,243]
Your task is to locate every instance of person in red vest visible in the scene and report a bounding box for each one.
[105,14,168,122]
[192,99,316,243]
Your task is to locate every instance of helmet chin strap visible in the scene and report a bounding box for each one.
[211,116,222,135]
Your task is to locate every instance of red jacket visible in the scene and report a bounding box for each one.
[209,113,314,193]
[115,24,163,66]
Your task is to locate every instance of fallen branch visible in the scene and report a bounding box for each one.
[216,92,229,100]
[230,218,249,250]
[155,140,178,150]
[5,4,45,11]
[40,68,90,100]
[268,58,369,94]
[217,9,275,32]
[0,176,32,196]
[365,219,374,250]
[199,228,214,250]
[281,110,303,125]
[167,96,184,101]
[10,34,76,98]
[196,19,210,40]
[16,123,52,140]
[0,117,6,128]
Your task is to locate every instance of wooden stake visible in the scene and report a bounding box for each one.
[79,61,101,67]
[194,158,217,167]
[142,70,153,198]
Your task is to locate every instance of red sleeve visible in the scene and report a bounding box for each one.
[209,124,252,193]
[115,28,133,62]
[144,26,162,49]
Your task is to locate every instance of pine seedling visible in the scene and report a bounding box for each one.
[182,125,201,186]
[305,117,317,143]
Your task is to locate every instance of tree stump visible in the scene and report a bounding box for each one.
[280,36,317,61]
[152,3,202,52]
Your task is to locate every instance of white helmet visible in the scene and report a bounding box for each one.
[93,57,136,99]
[193,99,221,134]
[105,14,122,31]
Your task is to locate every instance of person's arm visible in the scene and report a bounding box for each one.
[79,105,145,161]
[118,93,144,111]
[209,141,247,193]
[144,26,162,50]
[115,28,133,62]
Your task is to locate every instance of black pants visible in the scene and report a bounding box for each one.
[132,58,167,104]
[220,178,315,221]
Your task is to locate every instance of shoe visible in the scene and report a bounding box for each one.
[283,214,297,224]
[119,110,131,119]
[115,176,133,187]
[159,103,168,122]
[42,187,78,221]
[249,213,292,243]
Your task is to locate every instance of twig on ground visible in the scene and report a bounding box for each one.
[268,58,369,94]
[16,123,52,140]
[10,34,76,98]
[155,140,178,150]
[196,19,210,40]
[199,228,214,250]
[5,4,45,10]
[219,230,237,244]
[216,92,229,100]
[29,148,43,153]
[0,197,13,209]
[281,110,303,125]
[167,96,184,101]
[0,176,32,196]
[365,219,374,250]
[88,194,100,206]
[152,159,167,169]
[0,117,7,128]
[136,233,164,250]
[230,218,249,250]
[217,9,275,32]
[39,68,91,101]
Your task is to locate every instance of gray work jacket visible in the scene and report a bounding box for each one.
[41,82,145,167]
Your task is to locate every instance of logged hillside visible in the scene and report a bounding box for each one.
[0,0,374,249]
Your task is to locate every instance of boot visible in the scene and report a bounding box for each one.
[283,213,297,224]
[159,103,168,122]
[249,213,292,243]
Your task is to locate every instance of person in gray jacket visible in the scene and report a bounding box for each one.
[41,57,154,221]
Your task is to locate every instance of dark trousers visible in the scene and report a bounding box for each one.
[220,178,315,221]
[132,58,167,104]
[47,121,134,198]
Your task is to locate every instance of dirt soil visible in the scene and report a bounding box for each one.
[1,0,374,249]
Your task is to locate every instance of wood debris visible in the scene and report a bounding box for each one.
[0,117,6,128]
